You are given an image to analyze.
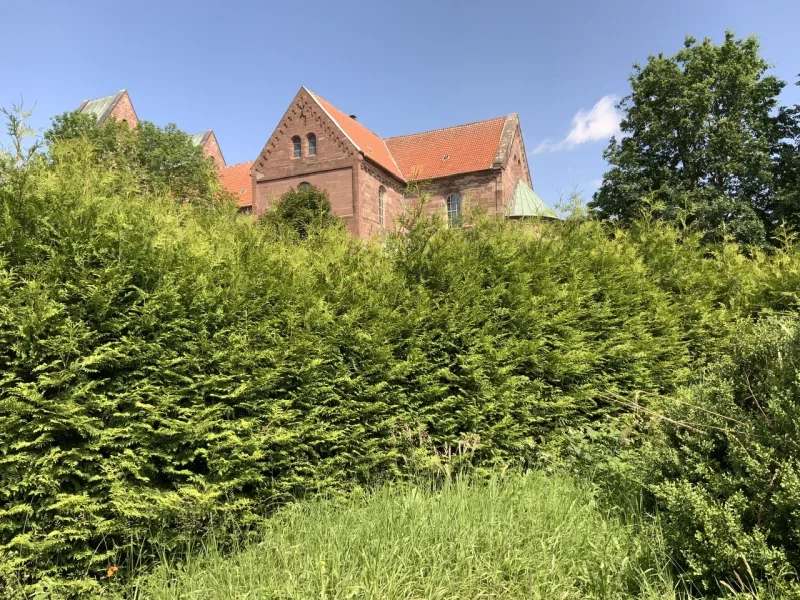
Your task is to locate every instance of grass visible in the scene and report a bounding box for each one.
[125,472,686,599]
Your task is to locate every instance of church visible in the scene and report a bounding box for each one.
[76,87,556,235]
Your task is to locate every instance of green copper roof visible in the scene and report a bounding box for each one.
[189,131,211,146]
[77,91,124,125]
[508,179,559,219]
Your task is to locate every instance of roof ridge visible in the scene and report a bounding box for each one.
[81,89,125,103]
[223,160,254,168]
[386,115,511,141]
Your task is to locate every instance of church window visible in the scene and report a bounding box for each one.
[378,186,385,226]
[446,192,462,228]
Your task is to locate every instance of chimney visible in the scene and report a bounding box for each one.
[349,114,357,120]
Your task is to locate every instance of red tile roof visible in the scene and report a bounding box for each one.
[386,117,508,180]
[219,161,254,207]
[306,89,405,181]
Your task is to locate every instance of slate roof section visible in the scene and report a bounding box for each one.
[306,88,405,181]
[219,161,254,208]
[386,116,508,180]
[76,90,125,125]
[508,179,558,219]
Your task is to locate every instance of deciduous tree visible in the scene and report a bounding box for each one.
[592,32,797,246]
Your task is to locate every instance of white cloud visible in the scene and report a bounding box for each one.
[534,95,622,154]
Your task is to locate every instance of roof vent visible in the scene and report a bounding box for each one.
[349,114,357,120]
[442,154,450,160]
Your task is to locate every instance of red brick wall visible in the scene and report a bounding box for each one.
[358,160,406,237]
[108,92,138,127]
[500,122,532,214]
[253,88,359,233]
[201,132,226,168]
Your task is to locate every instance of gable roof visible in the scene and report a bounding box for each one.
[305,88,404,181]
[386,116,509,180]
[258,88,521,185]
[508,179,558,219]
[219,161,254,208]
[77,90,126,125]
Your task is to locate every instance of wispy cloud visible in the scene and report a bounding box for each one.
[534,95,622,154]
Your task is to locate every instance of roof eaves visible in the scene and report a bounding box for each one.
[509,179,559,219]
[425,166,500,181]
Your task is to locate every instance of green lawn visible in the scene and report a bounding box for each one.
[127,473,685,600]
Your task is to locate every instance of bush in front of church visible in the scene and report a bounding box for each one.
[259,184,340,238]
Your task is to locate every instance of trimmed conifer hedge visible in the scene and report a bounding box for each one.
[0,141,798,596]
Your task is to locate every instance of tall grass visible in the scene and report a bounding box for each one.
[127,473,684,600]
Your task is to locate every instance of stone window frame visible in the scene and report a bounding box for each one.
[307,133,317,156]
[292,136,301,158]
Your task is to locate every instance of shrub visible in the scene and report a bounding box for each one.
[643,318,800,596]
[1,130,799,595]
[259,184,340,237]
[0,138,703,595]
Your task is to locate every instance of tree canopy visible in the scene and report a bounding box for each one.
[591,32,800,246]
[45,111,221,204]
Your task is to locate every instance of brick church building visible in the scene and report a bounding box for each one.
[76,87,555,235]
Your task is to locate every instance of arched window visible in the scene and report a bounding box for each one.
[299,182,311,190]
[307,133,317,156]
[378,186,385,226]
[292,136,301,158]
[446,193,462,228]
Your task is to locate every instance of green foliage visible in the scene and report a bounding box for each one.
[2,121,800,596]
[592,32,800,246]
[0,136,704,596]
[773,80,800,231]
[642,318,800,596]
[45,110,221,204]
[259,184,340,237]
[1,99,40,168]
[129,473,683,600]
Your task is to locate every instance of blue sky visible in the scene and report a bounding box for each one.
[3,0,799,209]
